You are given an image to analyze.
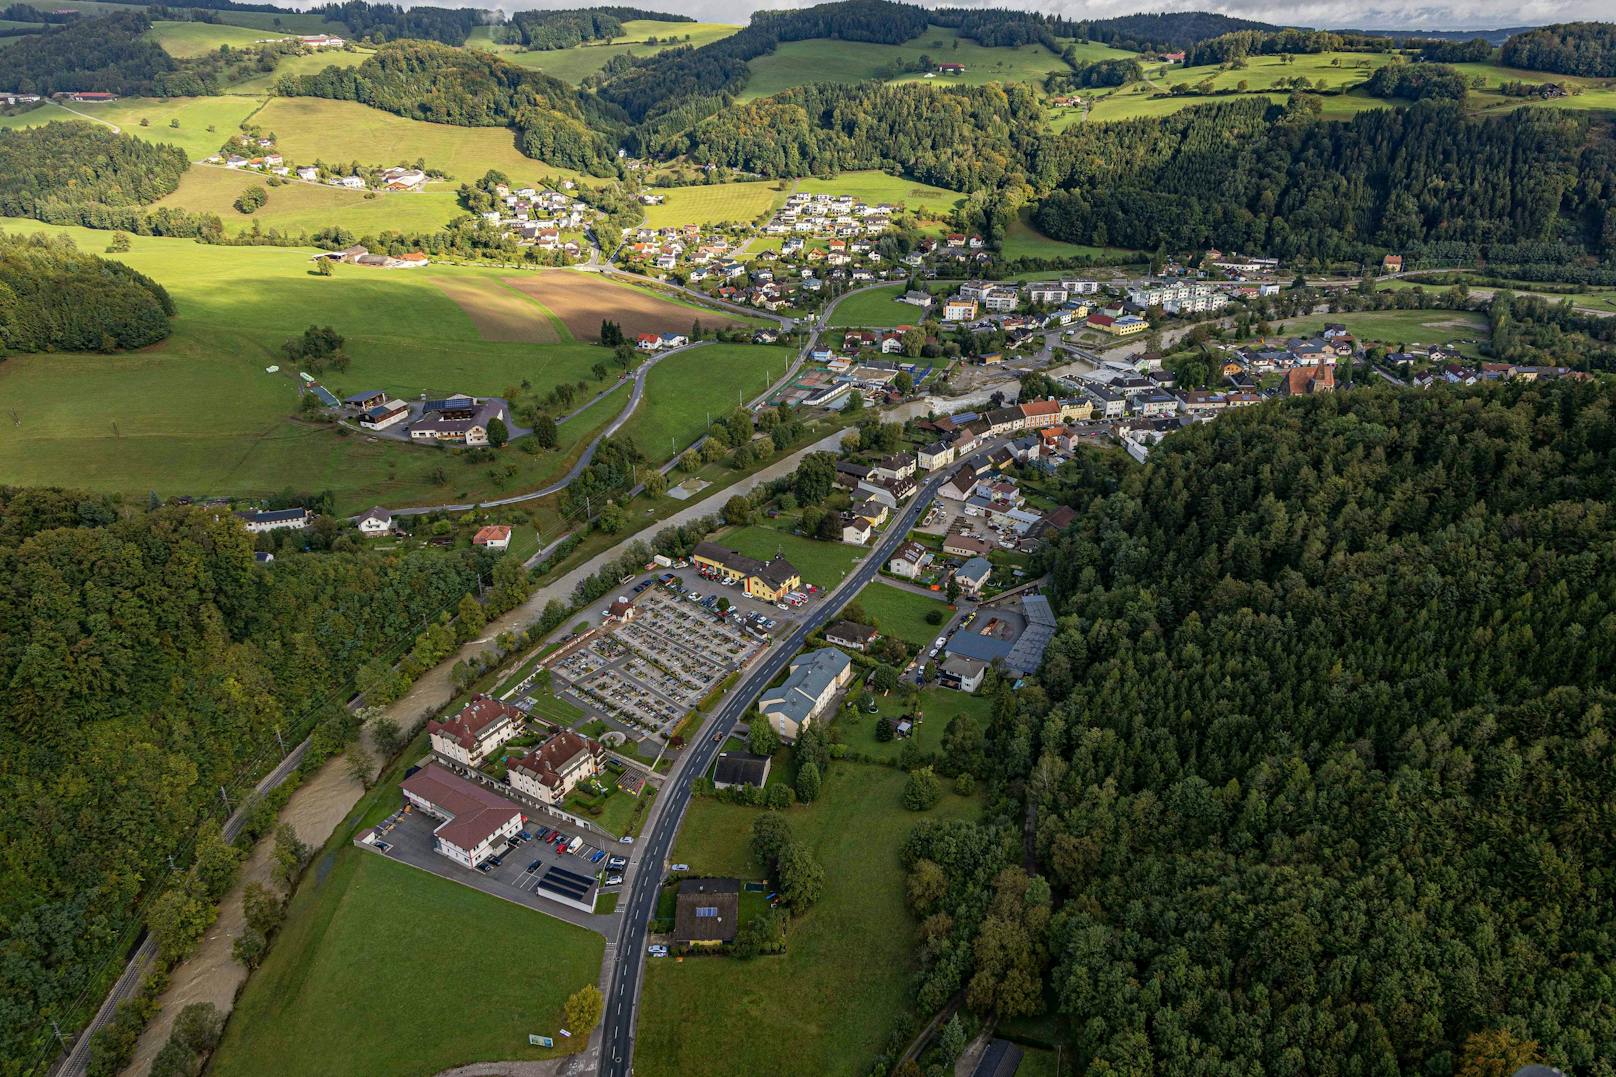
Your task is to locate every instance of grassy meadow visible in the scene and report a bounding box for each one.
[795,170,964,218]
[0,95,260,159]
[616,344,794,463]
[640,180,787,229]
[155,165,468,236]
[252,97,585,183]
[228,47,372,95]
[0,220,645,511]
[826,284,928,329]
[639,762,978,1075]
[721,522,865,589]
[210,850,604,1077]
[147,19,276,57]
[468,20,740,86]
[853,581,949,649]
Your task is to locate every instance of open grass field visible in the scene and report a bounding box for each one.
[640,180,787,229]
[1000,208,1135,262]
[826,284,928,329]
[0,219,634,511]
[146,18,274,57]
[1168,51,1395,94]
[229,47,372,95]
[721,522,864,589]
[740,25,1068,101]
[853,581,949,649]
[795,170,963,218]
[841,684,994,762]
[616,343,793,462]
[0,95,260,160]
[1279,308,1491,348]
[1071,86,1390,126]
[153,164,466,237]
[641,762,977,1075]
[469,20,740,85]
[253,97,584,183]
[500,271,755,339]
[1382,277,1616,314]
[210,849,604,1077]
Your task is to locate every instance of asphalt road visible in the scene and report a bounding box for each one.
[597,451,987,1076]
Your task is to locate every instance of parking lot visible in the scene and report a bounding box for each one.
[365,806,628,920]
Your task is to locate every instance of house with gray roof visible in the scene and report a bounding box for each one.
[757,648,852,742]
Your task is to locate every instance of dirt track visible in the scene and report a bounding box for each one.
[502,272,748,340]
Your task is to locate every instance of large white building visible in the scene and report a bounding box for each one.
[758,649,852,742]
[1127,281,1231,315]
[427,694,523,768]
[400,764,524,868]
[507,730,605,806]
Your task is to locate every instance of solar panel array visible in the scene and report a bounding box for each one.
[1006,594,1056,675]
[537,864,594,901]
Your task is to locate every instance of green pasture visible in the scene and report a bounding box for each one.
[0,95,261,160]
[640,180,787,229]
[617,344,793,464]
[154,164,466,237]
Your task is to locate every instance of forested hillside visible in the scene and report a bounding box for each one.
[1500,21,1616,77]
[0,232,174,353]
[0,12,174,96]
[916,382,1616,1073]
[279,41,627,174]
[1031,101,1616,263]
[0,123,188,220]
[0,491,479,1067]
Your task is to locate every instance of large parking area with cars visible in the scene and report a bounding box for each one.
[365,805,633,920]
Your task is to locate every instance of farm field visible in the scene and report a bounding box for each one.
[469,20,740,85]
[616,343,793,463]
[640,762,977,1075]
[853,581,949,649]
[640,180,786,229]
[1000,209,1135,262]
[1071,87,1391,125]
[252,97,584,183]
[1381,277,1616,314]
[229,47,372,94]
[0,219,634,510]
[826,284,929,329]
[153,164,467,237]
[210,850,604,1077]
[740,26,1067,100]
[1279,308,1492,348]
[430,275,566,343]
[0,95,260,159]
[721,522,865,589]
[500,271,760,339]
[146,18,272,57]
[795,170,963,218]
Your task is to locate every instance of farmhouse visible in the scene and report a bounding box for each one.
[356,507,393,537]
[409,396,506,446]
[235,507,310,533]
[399,764,524,869]
[472,524,513,550]
[692,541,802,602]
[674,878,741,946]
[358,400,409,430]
[758,648,852,742]
[937,62,965,75]
[507,730,605,806]
[427,693,523,767]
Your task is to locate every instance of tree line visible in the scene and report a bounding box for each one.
[913,380,1616,1074]
[0,231,175,354]
[1500,21,1616,77]
[0,490,481,1070]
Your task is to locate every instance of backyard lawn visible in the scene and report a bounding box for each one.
[210,849,604,1077]
[640,762,978,1075]
[838,685,994,763]
[722,523,866,590]
[853,581,949,649]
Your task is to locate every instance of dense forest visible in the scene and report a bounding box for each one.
[0,123,193,230]
[0,491,480,1068]
[1364,61,1469,101]
[279,41,626,174]
[501,6,689,51]
[0,12,175,96]
[1031,100,1616,263]
[1500,21,1616,77]
[0,232,174,354]
[1182,27,1396,67]
[1060,11,1276,52]
[913,382,1616,1073]
[313,0,482,46]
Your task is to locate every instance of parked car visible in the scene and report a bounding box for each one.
[527,859,542,872]
[671,863,689,872]
[604,873,624,887]
[608,856,628,870]
[648,944,669,957]
[620,836,635,845]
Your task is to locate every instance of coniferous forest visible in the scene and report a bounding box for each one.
[0,232,175,354]
[909,381,1616,1074]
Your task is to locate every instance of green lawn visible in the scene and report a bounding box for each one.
[640,180,787,229]
[839,685,993,763]
[641,762,977,1075]
[565,781,650,837]
[794,170,964,218]
[210,850,604,1077]
[229,47,372,95]
[466,20,740,85]
[155,164,466,237]
[1381,277,1616,315]
[1277,308,1491,349]
[826,284,932,329]
[741,25,1069,100]
[722,522,865,590]
[253,97,586,183]
[1000,208,1134,262]
[0,220,632,512]
[146,19,276,57]
[1168,50,1395,94]
[853,581,948,649]
[0,95,261,160]
[616,344,793,464]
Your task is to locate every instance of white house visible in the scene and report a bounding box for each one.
[399,764,523,869]
[888,540,933,579]
[235,508,310,533]
[356,507,392,536]
[426,694,523,767]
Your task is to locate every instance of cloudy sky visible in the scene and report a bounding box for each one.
[335,0,1605,31]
